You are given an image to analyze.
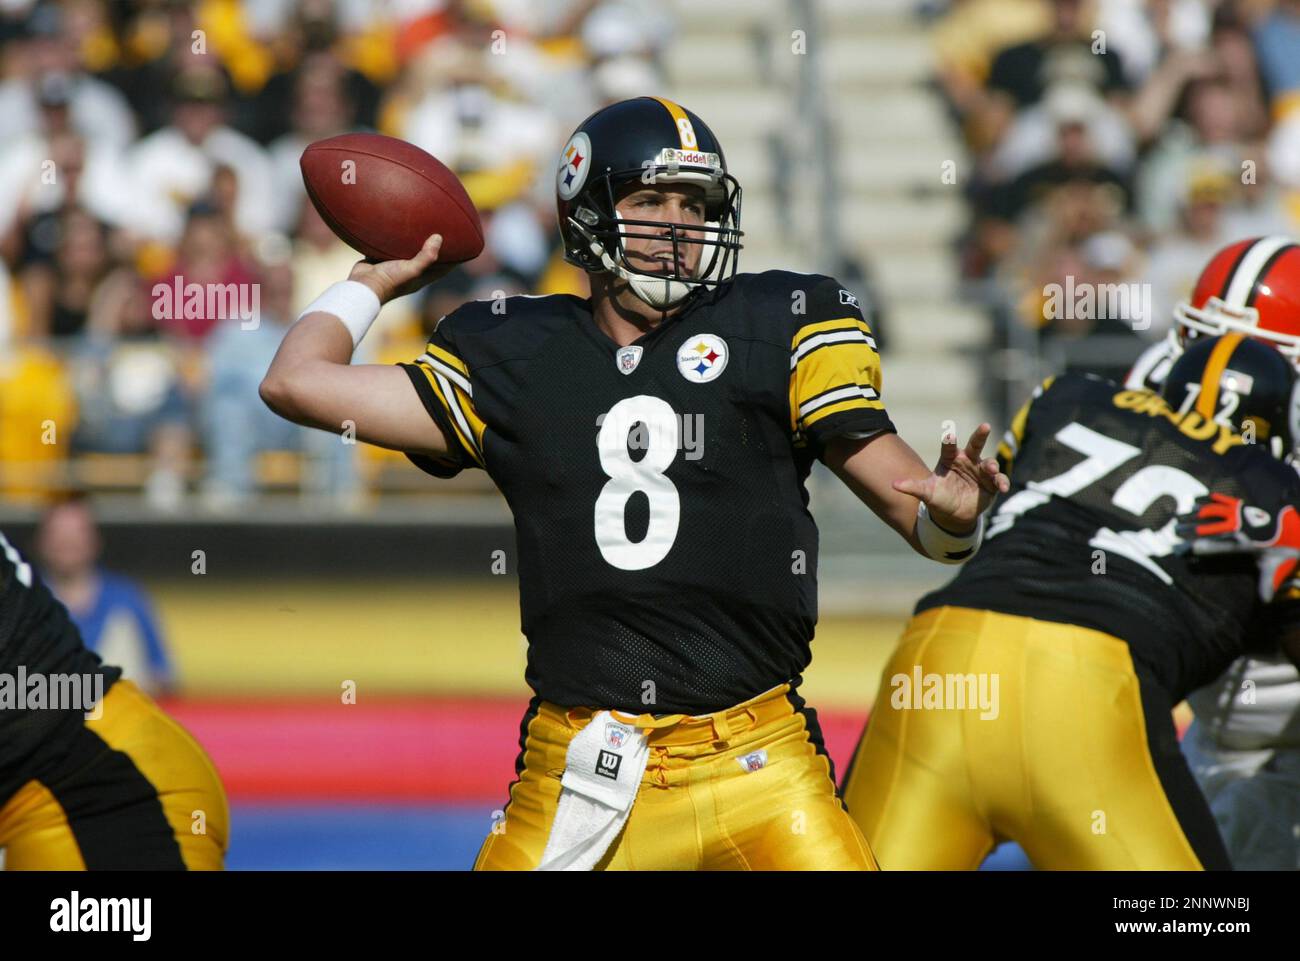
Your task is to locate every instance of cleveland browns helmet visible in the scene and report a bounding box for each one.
[1175,236,1300,362]
[555,97,743,309]
[1162,333,1300,460]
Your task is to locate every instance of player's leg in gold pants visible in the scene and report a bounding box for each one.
[476,684,877,870]
[0,680,229,869]
[841,606,1230,870]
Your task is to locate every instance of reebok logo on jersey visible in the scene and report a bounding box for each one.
[596,750,622,780]
[839,289,860,309]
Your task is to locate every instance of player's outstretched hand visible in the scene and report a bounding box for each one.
[349,233,454,304]
[893,423,1010,533]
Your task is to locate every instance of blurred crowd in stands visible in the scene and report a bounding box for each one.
[12,0,1291,509]
[0,0,669,511]
[932,0,1300,413]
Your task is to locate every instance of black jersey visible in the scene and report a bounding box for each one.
[399,272,894,713]
[920,372,1300,700]
[0,530,121,801]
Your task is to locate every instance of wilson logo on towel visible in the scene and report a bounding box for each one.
[596,750,622,780]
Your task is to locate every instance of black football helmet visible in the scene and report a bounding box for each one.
[555,96,743,309]
[1161,333,1300,460]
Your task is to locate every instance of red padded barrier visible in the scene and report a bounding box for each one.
[163,698,870,802]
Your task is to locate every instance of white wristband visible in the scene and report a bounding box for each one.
[298,280,382,348]
[916,502,984,564]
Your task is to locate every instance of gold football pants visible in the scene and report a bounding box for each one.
[0,679,228,870]
[841,606,1231,870]
[476,683,877,870]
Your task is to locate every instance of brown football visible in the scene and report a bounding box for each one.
[300,133,484,264]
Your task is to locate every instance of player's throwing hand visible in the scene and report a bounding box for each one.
[349,233,454,304]
[893,423,1010,534]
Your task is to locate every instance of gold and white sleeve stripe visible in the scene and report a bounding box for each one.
[411,342,487,467]
[788,317,888,442]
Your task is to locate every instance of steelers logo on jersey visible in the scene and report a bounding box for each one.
[557,132,592,201]
[676,334,728,383]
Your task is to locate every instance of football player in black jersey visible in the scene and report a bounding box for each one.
[261,97,1009,870]
[841,333,1300,869]
[1126,236,1300,869]
[0,527,227,869]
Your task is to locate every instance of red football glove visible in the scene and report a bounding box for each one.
[1175,493,1300,601]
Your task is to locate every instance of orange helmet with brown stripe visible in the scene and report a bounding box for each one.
[1161,333,1300,460]
[1175,236,1300,363]
[555,96,743,309]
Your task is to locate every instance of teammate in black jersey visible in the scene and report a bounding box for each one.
[1126,236,1300,869]
[261,97,1009,870]
[841,333,1300,869]
[0,527,227,869]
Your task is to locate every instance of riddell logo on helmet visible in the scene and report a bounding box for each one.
[653,147,720,168]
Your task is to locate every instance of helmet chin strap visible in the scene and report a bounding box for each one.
[597,245,695,309]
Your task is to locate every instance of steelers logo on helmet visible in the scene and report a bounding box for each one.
[677,334,728,383]
[557,131,592,201]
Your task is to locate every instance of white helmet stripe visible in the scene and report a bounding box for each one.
[1224,235,1293,307]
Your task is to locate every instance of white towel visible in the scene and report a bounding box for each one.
[535,711,649,871]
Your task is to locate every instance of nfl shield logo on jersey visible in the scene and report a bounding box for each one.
[616,345,643,375]
[677,333,728,383]
[737,749,767,773]
[605,721,632,749]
